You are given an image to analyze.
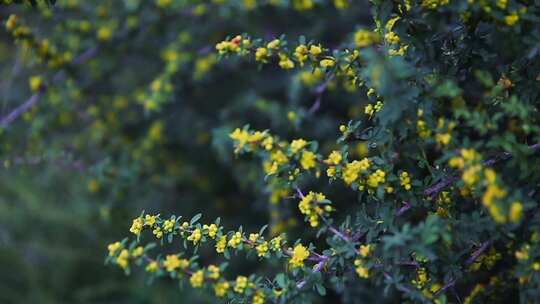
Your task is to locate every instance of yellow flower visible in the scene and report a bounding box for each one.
[255,47,269,62]
[509,201,523,223]
[270,236,283,251]
[190,270,204,288]
[327,166,336,177]
[163,255,189,272]
[482,185,506,207]
[249,233,260,243]
[29,76,43,92]
[234,275,249,293]
[204,224,218,238]
[107,241,122,256]
[412,267,429,288]
[334,0,348,9]
[300,151,317,170]
[144,214,157,227]
[367,169,386,188]
[256,241,269,257]
[145,261,159,273]
[320,58,335,68]
[131,246,144,257]
[325,150,342,165]
[290,139,308,153]
[354,29,379,48]
[462,165,481,186]
[461,148,480,162]
[207,264,220,279]
[359,244,371,257]
[278,53,295,69]
[342,158,371,185]
[5,14,18,31]
[294,44,308,64]
[385,31,400,44]
[309,45,322,56]
[400,172,412,190]
[262,136,274,150]
[267,39,280,49]
[228,231,243,248]
[156,0,172,7]
[187,228,202,244]
[435,133,451,146]
[515,245,529,260]
[116,249,129,269]
[505,12,519,26]
[229,128,250,150]
[293,0,313,10]
[97,26,112,41]
[448,157,464,169]
[214,281,230,297]
[152,227,163,238]
[271,150,288,165]
[163,219,175,232]
[216,235,227,253]
[129,217,144,235]
[252,290,266,304]
[289,244,310,268]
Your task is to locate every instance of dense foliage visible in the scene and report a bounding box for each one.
[1,0,540,303]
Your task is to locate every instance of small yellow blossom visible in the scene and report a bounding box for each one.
[252,290,266,304]
[234,275,249,293]
[320,58,335,68]
[309,45,322,56]
[256,241,269,257]
[367,169,386,188]
[29,76,43,92]
[290,139,308,153]
[255,47,269,62]
[116,249,129,269]
[207,264,220,279]
[300,151,317,170]
[145,214,157,227]
[214,281,230,297]
[289,244,310,268]
[187,228,202,244]
[505,12,519,26]
[107,242,121,256]
[216,235,227,253]
[145,261,159,272]
[267,39,280,49]
[359,244,371,257]
[270,236,283,251]
[129,217,144,235]
[228,231,243,248]
[132,246,144,257]
[509,201,523,223]
[400,172,412,190]
[204,224,218,238]
[325,151,342,165]
[163,255,189,272]
[190,270,204,288]
[163,219,175,232]
[354,29,379,48]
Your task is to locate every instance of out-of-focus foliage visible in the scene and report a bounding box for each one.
[1,0,540,303]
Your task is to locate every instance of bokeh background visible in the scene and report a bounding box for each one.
[0,1,375,303]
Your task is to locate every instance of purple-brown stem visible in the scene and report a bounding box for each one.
[0,46,98,128]
[425,144,540,198]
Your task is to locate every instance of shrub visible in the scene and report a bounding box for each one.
[2,0,540,303]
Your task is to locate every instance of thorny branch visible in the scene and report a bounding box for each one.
[0,46,99,128]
